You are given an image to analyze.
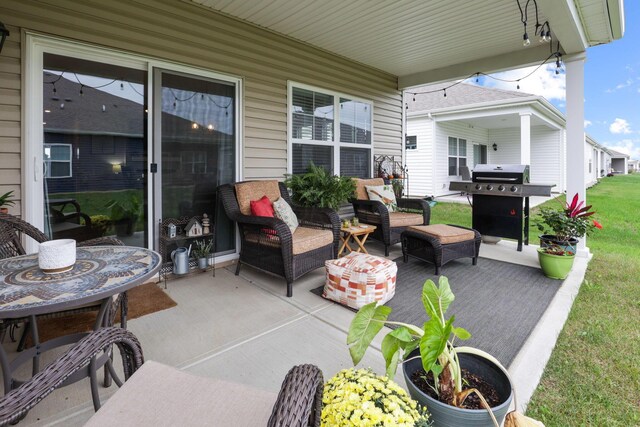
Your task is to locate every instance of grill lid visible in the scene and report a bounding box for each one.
[472,164,530,184]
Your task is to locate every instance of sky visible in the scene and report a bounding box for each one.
[475,1,638,159]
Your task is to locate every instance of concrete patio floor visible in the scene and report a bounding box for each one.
[2,239,589,426]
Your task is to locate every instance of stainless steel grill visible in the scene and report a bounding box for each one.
[449,164,555,251]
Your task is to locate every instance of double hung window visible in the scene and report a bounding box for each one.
[43,144,72,178]
[448,137,467,176]
[290,83,372,178]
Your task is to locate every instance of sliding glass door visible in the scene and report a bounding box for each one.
[154,70,236,254]
[42,53,148,247]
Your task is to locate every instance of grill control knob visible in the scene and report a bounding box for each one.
[510,185,518,192]
[486,184,493,191]
[475,184,482,190]
[498,185,505,191]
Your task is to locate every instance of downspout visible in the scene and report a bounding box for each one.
[401,90,407,194]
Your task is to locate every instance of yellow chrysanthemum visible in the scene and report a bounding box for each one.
[320,368,429,427]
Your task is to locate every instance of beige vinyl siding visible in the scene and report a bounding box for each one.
[434,121,488,196]
[0,23,21,215]
[0,0,401,190]
[405,116,434,197]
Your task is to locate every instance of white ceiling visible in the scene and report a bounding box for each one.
[190,0,622,87]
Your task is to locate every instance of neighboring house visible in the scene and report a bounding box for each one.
[405,83,609,197]
[609,149,630,174]
[629,160,640,172]
[0,0,624,259]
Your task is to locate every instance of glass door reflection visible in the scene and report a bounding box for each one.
[155,70,236,255]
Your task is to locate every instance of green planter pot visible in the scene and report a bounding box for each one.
[537,248,575,279]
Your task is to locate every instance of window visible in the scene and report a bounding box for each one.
[448,137,467,176]
[290,83,372,177]
[473,144,487,166]
[44,144,72,178]
[406,135,417,150]
[180,151,207,174]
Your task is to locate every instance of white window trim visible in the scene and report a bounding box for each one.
[447,136,467,177]
[24,33,243,261]
[286,81,374,176]
[43,143,72,178]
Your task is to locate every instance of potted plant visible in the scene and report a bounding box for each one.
[535,193,602,251]
[105,194,141,237]
[537,244,576,280]
[348,276,513,427]
[284,163,356,212]
[192,239,213,270]
[0,190,16,214]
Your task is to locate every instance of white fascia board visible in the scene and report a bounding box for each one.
[608,0,625,39]
[415,97,565,130]
[537,0,589,53]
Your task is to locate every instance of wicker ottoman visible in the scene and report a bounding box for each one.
[401,224,481,274]
[323,252,397,309]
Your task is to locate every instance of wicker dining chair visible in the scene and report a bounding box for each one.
[0,213,125,352]
[0,327,144,427]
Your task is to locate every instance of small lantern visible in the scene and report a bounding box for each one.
[167,223,177,239]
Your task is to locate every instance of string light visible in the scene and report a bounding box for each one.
[517,1,552,48]
[406,50,562,101]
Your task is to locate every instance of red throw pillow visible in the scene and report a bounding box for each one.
[250,195,274,217]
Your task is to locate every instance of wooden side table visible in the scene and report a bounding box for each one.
[338,224,377,257]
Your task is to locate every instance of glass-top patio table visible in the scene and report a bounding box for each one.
[0,246,160,410]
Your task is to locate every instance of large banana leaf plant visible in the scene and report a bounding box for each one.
[348,276,486,407]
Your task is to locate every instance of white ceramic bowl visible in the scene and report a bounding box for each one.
[39,239,77,273]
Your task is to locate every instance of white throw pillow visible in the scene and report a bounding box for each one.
[272,197,299,233]
[365,185,398,212]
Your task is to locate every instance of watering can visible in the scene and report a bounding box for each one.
[171,247,189,275]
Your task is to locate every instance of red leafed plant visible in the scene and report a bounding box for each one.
[536,193,602,242]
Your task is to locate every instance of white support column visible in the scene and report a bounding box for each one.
[565,56,588,254]
[520,113,531,165]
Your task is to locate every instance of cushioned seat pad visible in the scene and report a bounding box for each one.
[389,212,424,227]
[244,226,334,255]
[407,224,475,244]
[84,361,277,426]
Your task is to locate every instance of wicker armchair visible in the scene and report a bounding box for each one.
[218,180,340,297]
[351,178,431,256]
[0,213,125,352]
[0,327,144,427]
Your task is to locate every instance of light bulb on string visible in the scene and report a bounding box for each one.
[52,84,57,94]
[412,95,415,102]
[443,89,447,98]
[79,85,84,96]
[523,33,530,46]
[475,73,479,83]
[517,82,520,90]
[120,82,124,90]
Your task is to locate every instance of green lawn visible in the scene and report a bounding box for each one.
[430,175,640,425]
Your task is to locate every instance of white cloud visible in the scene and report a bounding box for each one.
[609,118,632,134]
[584,120,592,128]
[481,64,565,101]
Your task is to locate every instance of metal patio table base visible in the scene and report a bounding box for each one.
[0,246,161,414]
[401,224,482,275]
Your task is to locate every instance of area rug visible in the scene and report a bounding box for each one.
[25,282,177,346]
[312,257,562,367]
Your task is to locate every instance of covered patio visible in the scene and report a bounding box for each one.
[1,239,590,425]
[0,0,624,425]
